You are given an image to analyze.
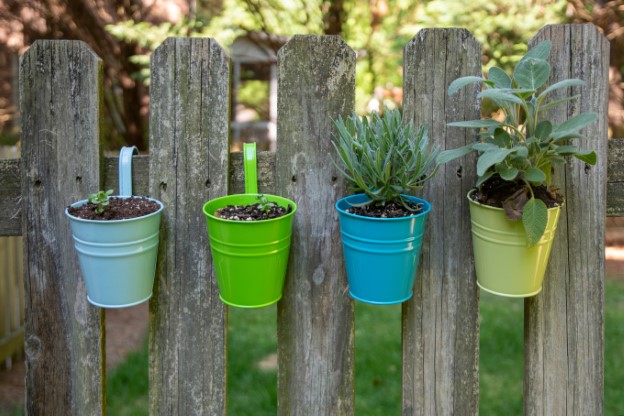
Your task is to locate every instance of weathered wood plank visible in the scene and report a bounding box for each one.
[275,35,356,415]
[402,28,481,415]
[0,159,21,236]
[148,37,229,415]
[20,40,104,415]
[607,138,624,215]
[524,24,608,416]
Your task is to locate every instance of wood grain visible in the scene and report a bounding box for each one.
[401,28,481,416]
[148,37,229,415]
[275,35,356,415]
[524,24,608,416]
[20,40,104,415]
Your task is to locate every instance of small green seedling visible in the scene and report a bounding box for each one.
[256,195,276,213]
[88,189,113,215]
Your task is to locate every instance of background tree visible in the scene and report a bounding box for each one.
[0,0,200,149]
[568,0,624,137]
[1,0,622,148]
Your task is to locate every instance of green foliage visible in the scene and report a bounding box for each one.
[88,189,113,215]
[104,0,568,115]
[256,195,276,213]
[414,0,567,74]
[437,41,597,245]
[333,108,439,210]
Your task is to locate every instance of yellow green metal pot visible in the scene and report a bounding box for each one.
[202,143,297,308]
[468,190,561,297]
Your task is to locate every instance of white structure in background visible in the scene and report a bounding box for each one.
[229,32,287,152]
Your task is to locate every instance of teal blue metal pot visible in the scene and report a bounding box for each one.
[335,194,431,305]
[66,197,163,308]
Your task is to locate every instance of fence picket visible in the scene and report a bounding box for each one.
[148,37,229,415]
[524,24,609,416]
[20,40,104,415]
[402,28,481,415]
[275,35,356,415]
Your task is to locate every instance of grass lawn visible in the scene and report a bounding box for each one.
[102,279,624,415]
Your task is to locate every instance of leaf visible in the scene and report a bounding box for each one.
[522,197,549,246]
[493,128,512,147]
[476,148,514,177]
[574,150,597,165]
[487,67,512,88]
[554,145,578,155]
[448,119,503,129]
[539,162,552,186]
[513,57,550,90]
[535,121,552,140]
[478,89,525,105]
[472,142,499,152]
[448,76,485,96]
[511,146,529,158]
[538,79,586,98]
[436,144,474,165]
[503,187,528,220]
[524,40,552,61]
[524,167,547,184]
[499,167,519,181]
[541,94,581,111]
[551,112,598,139]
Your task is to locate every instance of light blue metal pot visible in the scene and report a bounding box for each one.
[65,147,163,308]
[335,194,431,305]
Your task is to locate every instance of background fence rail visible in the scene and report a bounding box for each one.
[0,145,23,369]
[0,24,612,415]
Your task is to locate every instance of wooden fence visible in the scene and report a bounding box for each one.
[0,144,24,368]
[0,23,618,415]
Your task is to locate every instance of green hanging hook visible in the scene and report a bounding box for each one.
[243,142,258,194]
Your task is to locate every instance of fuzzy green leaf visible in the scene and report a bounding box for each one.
[555,145,578,155]
[574,149,597,165]
[477,148,514,177]
[448,119,503,129]
[436,144,474,165]
[478,89,525,105]
[522,197,548,246]
[538,79,585,98]
[513,57,550,90]
[499,167,519,181]
[493,128,512,147]
[487,67,512,89]
[524,167,546,184]
[473,143,499,152]
[535,120,552,140]
[551,112,598,139]
[541,94,581,111]
[540,162,552,186]
[448,76,485,96]
[524,40,552,61]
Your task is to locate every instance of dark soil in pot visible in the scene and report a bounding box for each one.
[67,197,161,221]
[347,200,424,218]
[471,175,563,209]
[215,203,292,221]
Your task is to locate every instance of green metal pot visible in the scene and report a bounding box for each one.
[203,143,297,308]
[468,190,561,297]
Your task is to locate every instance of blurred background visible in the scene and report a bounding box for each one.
[0,0,623,152]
